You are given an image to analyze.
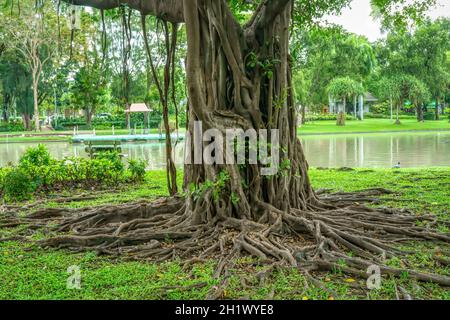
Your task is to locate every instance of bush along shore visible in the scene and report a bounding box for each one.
[0,145,146,202]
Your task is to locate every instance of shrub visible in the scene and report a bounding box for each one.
[95,151,124,172]
[18,145,54,188]
[370,101,390,115]
[87,157,123,183]
[364,113,416,120]
[305,114,357,121]
[2,168,36,201]
[128,159,147,181]
[19,144,52,167]
[0,167,12,193]
[0,121,25,132]
[0,146,147,202]
[423,112,436,121]
[160,118,178,132]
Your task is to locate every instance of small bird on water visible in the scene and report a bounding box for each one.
[393,162,401,169]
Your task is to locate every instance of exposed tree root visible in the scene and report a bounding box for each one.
[2,190,448,297]
[319,188,398,206]
[0,189,127,214]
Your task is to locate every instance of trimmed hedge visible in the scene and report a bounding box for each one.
[0,121,25,132]
[305,114,357,121]
[363,113,417,120]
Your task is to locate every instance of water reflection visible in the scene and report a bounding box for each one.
[300,132,449,168]
[0,132,449,168]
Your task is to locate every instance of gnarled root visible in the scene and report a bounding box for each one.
[6,193,450,296]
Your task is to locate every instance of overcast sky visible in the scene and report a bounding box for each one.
[325,0,450,42]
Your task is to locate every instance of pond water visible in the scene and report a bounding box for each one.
[1,131,449,169]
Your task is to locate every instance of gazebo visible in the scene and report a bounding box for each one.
[125,103,152,133]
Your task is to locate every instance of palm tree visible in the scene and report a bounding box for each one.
[327,77,364,126]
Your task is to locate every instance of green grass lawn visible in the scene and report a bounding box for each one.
[0,168,449,300]
[298,119,450,135]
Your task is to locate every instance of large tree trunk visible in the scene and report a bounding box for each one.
[435,97,440,120]
[390,97,393,121]
[395,100,401,125]
[85,107,93,127]
[125,107,130,130]
[337,97,346,126]
[1,94,9,122]
[300,105,306,125]
[416,101,424,122]
[182,0,317,222]
[22,113,31,131]
[33,80,40,131]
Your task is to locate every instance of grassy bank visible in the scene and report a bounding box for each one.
[0,129,167,143]
[0,135,70,143]
[298,119,450,135]
[1,119,448,143]
[0,168,449,300]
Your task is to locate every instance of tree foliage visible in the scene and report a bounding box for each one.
[327,76,364,101]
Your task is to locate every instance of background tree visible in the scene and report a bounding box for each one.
[409,77,431,122]
[70,64,109,127]
[0,54,35,129]
[370,76,398,120]
[68,9,110,127]
[375,18,450,120]
[327,76,363,126]
[412,19,450,120]
[292,70,310,125]
[389,74,428,124]
[293,26,375,111]
[1,3,56,131]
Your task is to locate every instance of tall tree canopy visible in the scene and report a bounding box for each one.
[375,17,450,120]
[292,25,375,111]
[1,3,56,131]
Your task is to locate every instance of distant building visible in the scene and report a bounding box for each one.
[363,92,378,113]
[328,92,378,119]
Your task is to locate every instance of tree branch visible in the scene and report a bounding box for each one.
[62,0,184,23]
[244,0,291,46]
[263,0,291,26]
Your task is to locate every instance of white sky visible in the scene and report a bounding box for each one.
[325,0,450,42]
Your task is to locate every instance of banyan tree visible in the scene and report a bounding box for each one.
[13,0,449,295]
